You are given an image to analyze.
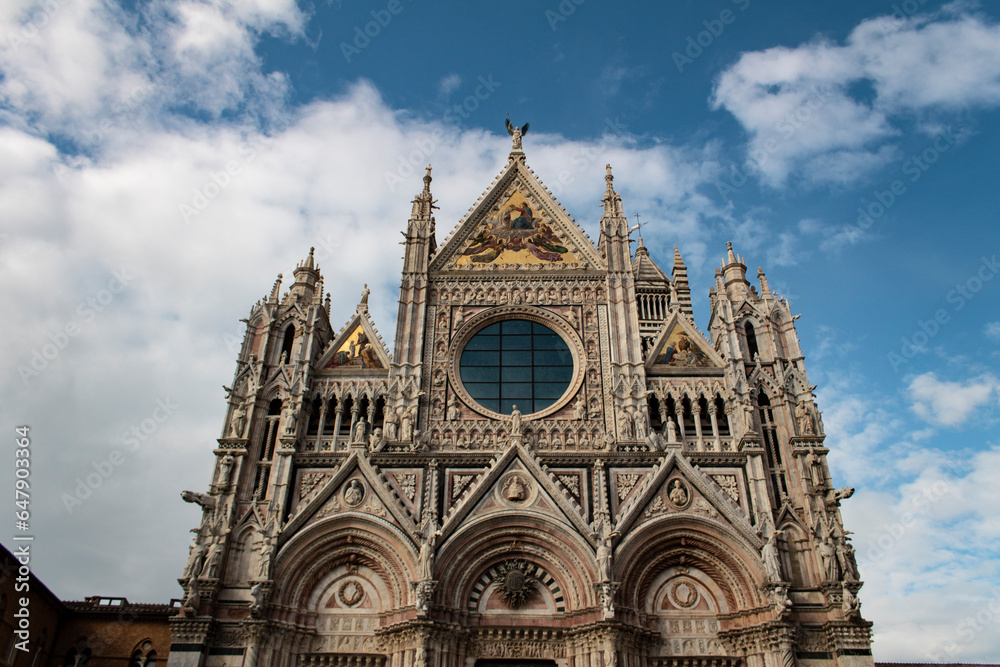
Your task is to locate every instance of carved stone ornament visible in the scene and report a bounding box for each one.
[343,479,366,507]
[338,580,365,607]
[495,470,536,506]
[496,560,535,608]
[670,580,699,608]
[666,478,692,509]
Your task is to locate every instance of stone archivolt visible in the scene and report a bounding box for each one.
[169,140,873,667]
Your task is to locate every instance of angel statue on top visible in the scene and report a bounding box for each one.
[506,116,529,150]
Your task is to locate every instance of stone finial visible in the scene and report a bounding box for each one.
[269,274,283,302]
[602,164,623,218]
[758,267,772,298]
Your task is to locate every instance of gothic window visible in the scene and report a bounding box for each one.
[280,323,295,363]
[253,398,282,498]
[459,319,573,415]
[771,315,787,357]
[129,641,156,667]
[698,396,713,435]
[714,395,730,436]
[648,394,663,431]
[744,322,759,360]
[756,391,788,503]
[306,396,322,435]
[323,397,339,435]
[339,396,354,436]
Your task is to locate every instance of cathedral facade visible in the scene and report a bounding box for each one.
[168,136,873,667]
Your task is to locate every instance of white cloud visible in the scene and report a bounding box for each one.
[907,371,999,426]
[438,73,461,96]
[821,377,1000,661]
[986,321,1000,341]
[711,8,1000,186]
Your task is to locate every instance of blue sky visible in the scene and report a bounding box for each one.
[2,0,999,660]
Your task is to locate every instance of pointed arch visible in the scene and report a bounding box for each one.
[435,511,598,613]
[615,515,767,614]
[273,513,418,612]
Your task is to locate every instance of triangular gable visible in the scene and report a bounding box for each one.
[646,311,725,371]
[438,443,593,545]
[430,156,604,271]
[317,309,391,371]
[279,451,418,547]
[615,452,760,549]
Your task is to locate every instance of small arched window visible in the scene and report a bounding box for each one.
[280,323,296,363]
[744,321,759,360]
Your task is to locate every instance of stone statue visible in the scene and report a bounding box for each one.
[619,412,633,440]
[249,582,266,615]
[506,475,527,501]
[842,584,860,617]
[573,396,586,420]
[453,308,466,329]
[230,400,247,438]
[217,454,234,488]
[665,417,678,444]
[446,398,461,421]
[401,407,415,441]
[741,398,755,431]
[505,118,529,150]
[352,415,368,443]
[668,480,689,506]
[369,427,382,450]
[183,540,207,579]
[384,410,398,440]
[418,521,437,581]
[596,522,613,582]
[344,479,365,507]
[633,409,647,440]
[256,536,272,579]
[182,578,200,616]
[796,400,815,435]
[761,529,784,583]
[509,405,523,436]
[836,537,859,581]
[818,536,838,581]
[805,450,824,488]
[200,537,225,579]
[360,283,370,305]
[282,401,296,435]
[567,310,579,329]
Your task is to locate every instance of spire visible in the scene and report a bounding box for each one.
[602,164,624,218]
[671,245,693,318]
[410,165,436,221]
[269,273,283,303]
[758,267,772,299]
[291,247,320,299]
[721,241,750,300]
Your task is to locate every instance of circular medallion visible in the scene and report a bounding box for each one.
[338,580,364,606]
[343,479,366,507]
[496,559,535,608]
[666,478,691,510]
[505,569,526,592]
[495,471,537,506]
[671,580,698,608]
